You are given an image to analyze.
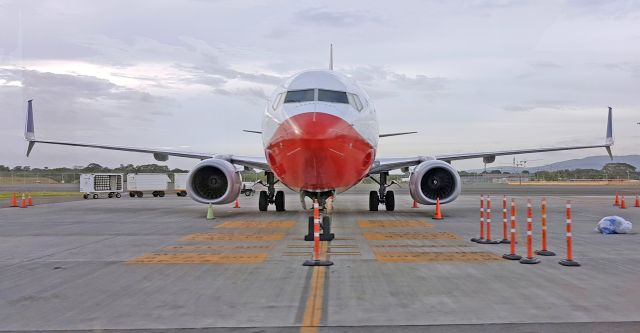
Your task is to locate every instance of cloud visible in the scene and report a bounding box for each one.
[503,99,572,112]
[295,8,381,27]
[344,66,446,98]
[531,61,562,69]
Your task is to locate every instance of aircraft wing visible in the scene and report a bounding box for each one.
[370,107,614,174]
[23,100,271,171]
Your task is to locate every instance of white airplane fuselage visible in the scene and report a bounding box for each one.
[261,70,379,194]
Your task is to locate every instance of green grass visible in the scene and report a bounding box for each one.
[0,192,80,200]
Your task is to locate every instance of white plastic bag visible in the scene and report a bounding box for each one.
[595,216,633,234]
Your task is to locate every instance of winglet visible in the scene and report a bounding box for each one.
[605,106,614,160]
[25,99,36,157]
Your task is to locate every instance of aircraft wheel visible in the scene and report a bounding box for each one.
[258,191,268,211]
[369,191,379,211]
[275,191,285,211]
[385,191,395,211]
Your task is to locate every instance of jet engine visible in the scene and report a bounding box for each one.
[186,158,242,204]
[409,160,461,205]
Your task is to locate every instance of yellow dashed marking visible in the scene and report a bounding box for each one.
[127,253,268,264]
[181,233,285,241]
[370,244,473,248]
[358,220,434,228]
[164,245,273,251]
[216,220,296,229]
[374,251,503,263]
[364,232,461,241]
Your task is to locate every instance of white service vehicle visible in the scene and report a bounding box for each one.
[174,173,188,197]
[80,173,124,199]
[126,173,171,198]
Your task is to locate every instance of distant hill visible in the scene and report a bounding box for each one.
[466,155,640,173]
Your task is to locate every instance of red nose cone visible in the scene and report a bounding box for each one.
[266,112,374,192]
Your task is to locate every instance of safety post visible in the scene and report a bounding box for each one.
[471,195,485,242]
[477,196,498,244]
[613,192,620,206]
[20,193,27,208]
[233,199,239,208]
[10,192,18,207]
[28,193,33,206]
[503,199,522,260]
[206,203,215,220]
[620,195,626,209]
[535,197,555,256]
[500,195,510,243]
[519,199,540,264]
[635,193,640,208]
[432,197,443,220]
[412,200,418,208]
[559,201,580,267]
[303,199,333,266]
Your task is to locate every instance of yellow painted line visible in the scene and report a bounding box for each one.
[181,233,285,241]
[374,251,503,263]
[358,220,434,228]
[363,232,461,241]
[216,220,296,229]
[127,253,268,264]
[164,245,273,251]
[370,244,473,248]
[300,266,327,333]
[287,245,358,249]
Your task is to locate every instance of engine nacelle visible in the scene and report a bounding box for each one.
[186,158,242,204]
[409,160,461,205]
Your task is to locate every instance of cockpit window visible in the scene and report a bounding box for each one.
[284,89,315,103]
[318,89,348,104]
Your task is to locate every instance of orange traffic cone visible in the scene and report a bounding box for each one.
[27,193,33,206]
[620,195,626,209]
[635,193,640,208]
[432,197,443,220]
[234,199,239,208]
[20,193,27,208]
[614,192,620,206]
[10,192,18,207]
[412,200,418,208]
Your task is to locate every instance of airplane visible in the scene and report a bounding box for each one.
[23,48,614,239]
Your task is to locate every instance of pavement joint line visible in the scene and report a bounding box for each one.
[357,220,435,228]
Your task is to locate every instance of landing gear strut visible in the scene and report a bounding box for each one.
[369,172,396,211]
[258,171,285,212]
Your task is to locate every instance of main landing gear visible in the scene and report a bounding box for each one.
[257,171,285,212]
[369,172,396,211]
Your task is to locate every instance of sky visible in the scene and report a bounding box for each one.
[0,0,638,172]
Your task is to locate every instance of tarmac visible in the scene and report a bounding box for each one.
[1,184,639,332]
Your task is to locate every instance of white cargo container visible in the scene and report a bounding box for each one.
[174,173,188,197]
[126,173,171,198]
[80,173,124,199]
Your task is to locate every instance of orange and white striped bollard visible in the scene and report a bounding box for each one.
[535,198,555,256]
[503,199,522,260]
[471,195,485,242]
[500,195,510,243]
[519,199,540,264]
[559,201,580,266]
[303,199,333,266]
[478,196,498,244]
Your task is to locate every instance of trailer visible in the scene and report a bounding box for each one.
[174,173,188,197]
[80,173,124,199]
[241,182,256,196]
[126,173,171,198]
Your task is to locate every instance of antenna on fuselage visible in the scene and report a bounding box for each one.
[329,44,333,70]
